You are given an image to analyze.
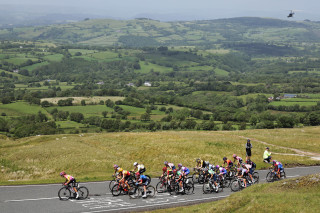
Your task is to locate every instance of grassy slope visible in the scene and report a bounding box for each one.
[148,174,320,213]
[0,128,319,184]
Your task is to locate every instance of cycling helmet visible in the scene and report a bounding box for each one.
[223,157,227,161]
[196,158,200,163]
[60,171,66,176]
[237,168,241,171]
[272,160,277,165]
[133,162,138,166]
[135,172,140,177]
[118,168,123,173]
[162,167,167,172]
[164,161,168,165]
[178,163,182,168]
[113,164,118,168]
[216,165,220,169]
[233,154,237,158]
[247,139,251,142]
[173,169,177,174]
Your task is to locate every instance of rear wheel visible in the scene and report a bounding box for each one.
[252,172,259,183]
[192,173,200,184]
[202,183,212,194]
[78,186,89,199]
[58,187,71,201]
[129,187,142,199]
[184,182,194,195]
[230,180,240,192]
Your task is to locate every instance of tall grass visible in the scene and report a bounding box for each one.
[0,128,318,184]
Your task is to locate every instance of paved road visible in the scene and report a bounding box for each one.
[1,166,319,213]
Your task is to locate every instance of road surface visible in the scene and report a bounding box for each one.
[1,166,319,213]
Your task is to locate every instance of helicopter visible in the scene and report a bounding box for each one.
[287,10,295,18]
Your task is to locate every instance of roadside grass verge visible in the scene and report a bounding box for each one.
[0,129,319,184]
[148,174,320,213]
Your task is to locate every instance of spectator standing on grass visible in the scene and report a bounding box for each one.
[245,139,252,161]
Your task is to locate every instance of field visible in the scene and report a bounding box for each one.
[41,96,124,105]
[150,174,320,213]
[0,127,319,184]
[0,102,50,117]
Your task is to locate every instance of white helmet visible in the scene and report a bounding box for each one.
[133,162,138,166]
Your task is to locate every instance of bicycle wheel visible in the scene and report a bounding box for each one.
[111,184,122,196]
[78,186,89,199]
[146,185,156,198]
[129,187,142,199]
[266,172,273,182]
[202,182,212,194]
[184,182,194,195]
[230,180,240,192]
[58,187,71,201]
[252,172,259,183]
[192,173,200,184]
[222,178,231,188]
[156,181,167,193]
[280,171,286,179]
[109,180,116,191]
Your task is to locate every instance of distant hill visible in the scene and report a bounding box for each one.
[1,17,320,53]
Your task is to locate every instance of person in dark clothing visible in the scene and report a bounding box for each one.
[246,139,252,161]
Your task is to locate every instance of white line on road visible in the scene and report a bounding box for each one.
[5,197,59,202]
[80,195,230,213]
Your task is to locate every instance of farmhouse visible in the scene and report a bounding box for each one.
[144,81,152,87]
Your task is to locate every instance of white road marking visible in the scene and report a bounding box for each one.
[80,195,230,213]
[5,197,59,202]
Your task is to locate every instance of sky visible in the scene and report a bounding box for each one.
[1,0,319,21]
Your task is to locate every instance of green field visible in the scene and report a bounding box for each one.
[46,105,113,118]
[43,54,64,62]
[0,102,49,117]
[0,127,319,184]
[270,100,317,107]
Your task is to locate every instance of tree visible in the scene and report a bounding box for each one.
[70,112,84,123]
[277,115,295,128]
[140,113,151,121]
[81,100,86,106]
[41,100,51,107]
[102,111,108,118]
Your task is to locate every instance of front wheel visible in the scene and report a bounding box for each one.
[58,187,71,201]
[78,186,89,199]
[184,182,194,195]
[202,183,212,194]
[111,184,122,196]
[192,173,200,184]
[280,171,286,179]
[109,180,117,191]
[146,185,156,198]
[230,180,240,192]
[266,172,274,182]
[156,181,167,193]
[252,172,259,184]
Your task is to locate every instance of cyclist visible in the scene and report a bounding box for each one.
[113,164,121,176]
[176,170,185,192]
[216,165,227,182]
[164,161,176,170]
[178,163,190,179]
[236,167,249,188]
[133,162,146,174]
[245,159,256,175]
[233,154,243,167]
[223,157,234,169]
[118,168,131,190]
[135,172,150,198]
[272,160,283,179]
[60,171,79,199]
[263,147,272,163]
[241,163,254,183]
[207,167,218,188]
[196,158,208,168]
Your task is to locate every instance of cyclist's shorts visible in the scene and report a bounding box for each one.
[139,168,146,174]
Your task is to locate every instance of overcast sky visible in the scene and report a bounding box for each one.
[1,0,319,21]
